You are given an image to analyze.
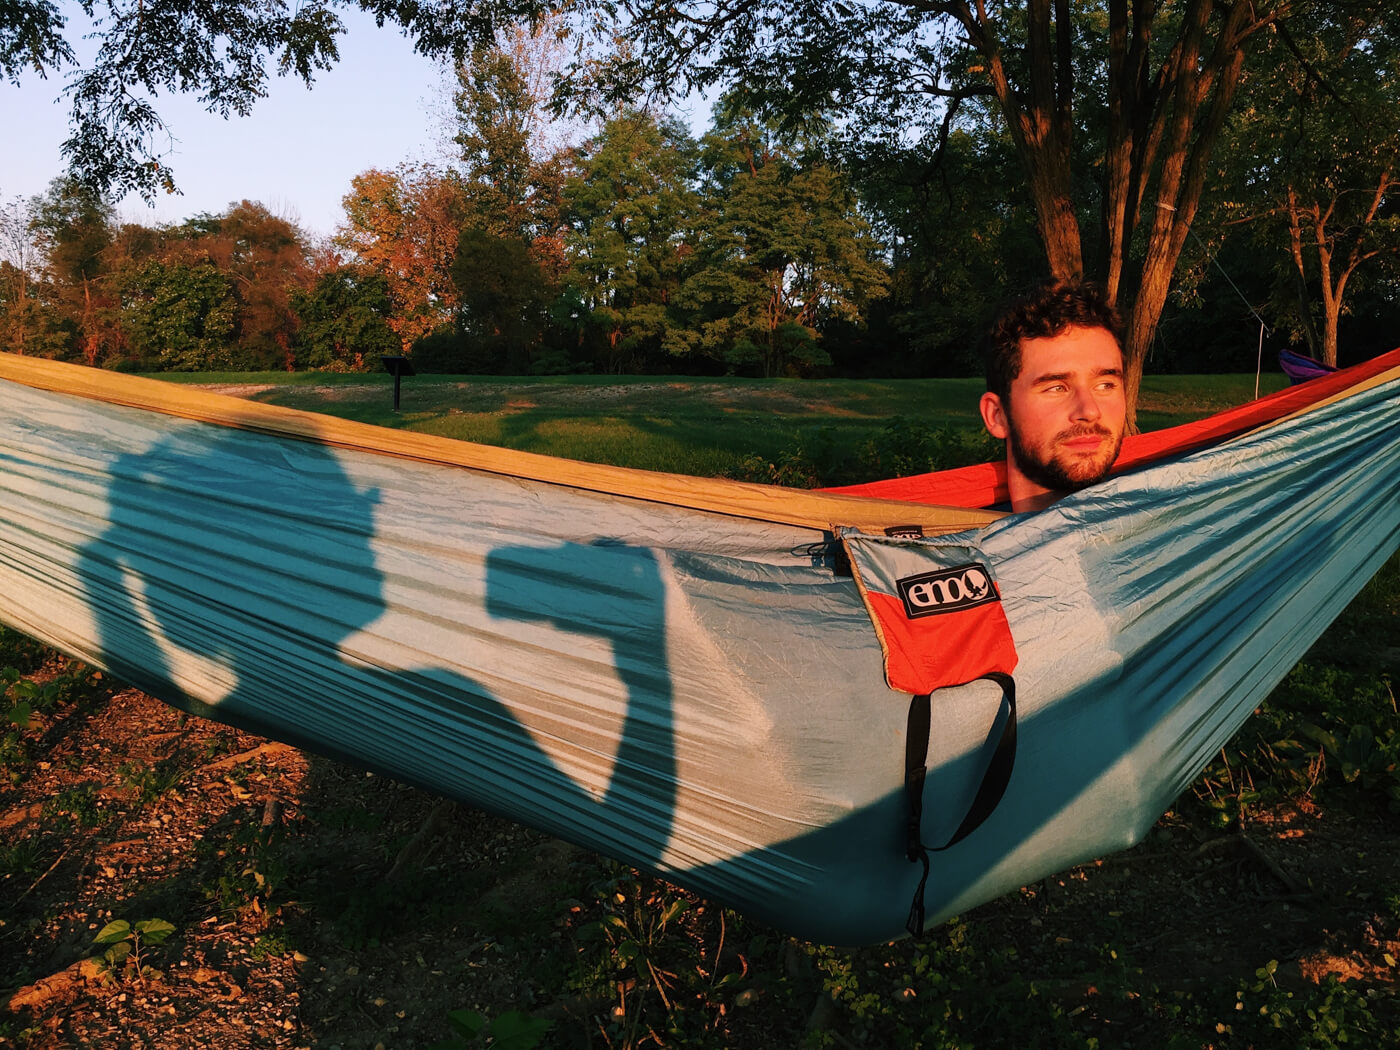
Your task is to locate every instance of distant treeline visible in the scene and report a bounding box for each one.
[3,41,1397,379]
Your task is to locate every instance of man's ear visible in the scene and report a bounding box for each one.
[979,392,1010,440]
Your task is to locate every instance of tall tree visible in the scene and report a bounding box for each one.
[119,258,238,370]
[336,166,467,351]
[448,27,577,369]
[0,193,47,355]
[145,202,316,369]
[29,176,116,364]
[290,264,399,369]
[564,108,699,372]
[853,128,1044,375]
[206,202,313,369]
[452,21,577,246]
[669,105,888,377]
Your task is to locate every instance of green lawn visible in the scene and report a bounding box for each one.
[151,370,1291,484]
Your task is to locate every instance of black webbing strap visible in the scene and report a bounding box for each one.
[904,671,1017,937]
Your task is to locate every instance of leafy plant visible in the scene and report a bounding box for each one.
[566,869,764,1049]
[249,929,292,961]
[0,836,45,882]
[86,918,176,986]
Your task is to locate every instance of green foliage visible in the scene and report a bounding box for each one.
[0,259,74,361]
[290,266,397,370]
[88,917,176,986]
[858,416,1002,482]
[119,258,239,371]
[200,808,292,921]
[667,102,888,377]
[2,662,106,782]
[249,929,292,961]
[453,39,556,243]
[568,869,752,1048]
[445,32,570,374]
[805,921,1097,1049]
[42,784,105,830]
[1215,961,1400,1048]
[0,624,51,674]
[729,416,1000,489]
[427,1008,552,1050]
[730,426,840,488]
[0,836,45,882]
[23,0,504,202]
[1209,6,1400,366]
[450,227,552,373]
[564,108,700,374]
[854,129,1045,377]
[119,757,184,806]
[21,176,118,365]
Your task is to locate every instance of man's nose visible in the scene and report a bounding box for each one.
[1070,385,1101,421]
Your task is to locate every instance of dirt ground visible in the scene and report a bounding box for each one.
[4,671,1400,1049]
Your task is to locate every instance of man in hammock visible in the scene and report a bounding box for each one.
[978,279,1128,513]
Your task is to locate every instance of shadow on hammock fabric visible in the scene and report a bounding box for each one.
[73,431,680,876]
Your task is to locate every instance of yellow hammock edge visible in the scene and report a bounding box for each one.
[0,352,1003,536]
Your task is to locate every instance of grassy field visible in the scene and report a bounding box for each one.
[3,370,1396,1050]
[157,370,1291,484]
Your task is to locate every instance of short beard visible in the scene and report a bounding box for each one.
[1008,422,1124,495]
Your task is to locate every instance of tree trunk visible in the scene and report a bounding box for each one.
[81,277,99,366]
[1285,190,1322,358]
[1314,204,1341,369]
[969,0,1084,278]
[1116,0,1256,429]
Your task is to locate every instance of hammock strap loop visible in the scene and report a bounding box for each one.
[904,671,1017,937]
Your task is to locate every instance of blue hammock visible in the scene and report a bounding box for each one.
[0,351,1395,945]
[1280,348,1338,384]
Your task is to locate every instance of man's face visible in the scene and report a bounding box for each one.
[980,325,1126,509]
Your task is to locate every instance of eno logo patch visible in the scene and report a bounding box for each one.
[895,563,999,619]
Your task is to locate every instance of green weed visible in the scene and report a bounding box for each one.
[806,921,1097,1050]
[199,808,292,922]
[565,868,764,1049]
[250,929,292,961]
[2,664,109,782]
[87,917,176,986]
[0,836,45,883]
[119,758,185,806]
[0,1019,43,1047]
[41,785,106,830]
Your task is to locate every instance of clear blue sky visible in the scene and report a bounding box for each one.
[1,9,451,240]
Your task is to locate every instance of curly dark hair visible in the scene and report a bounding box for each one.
[984,279,1123,403]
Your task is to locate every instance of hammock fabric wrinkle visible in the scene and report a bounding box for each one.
[0,349,1395,945]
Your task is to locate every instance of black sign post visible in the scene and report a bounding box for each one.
[380,355,416,411]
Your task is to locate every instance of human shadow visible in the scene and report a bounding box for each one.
[75,423,677,874]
